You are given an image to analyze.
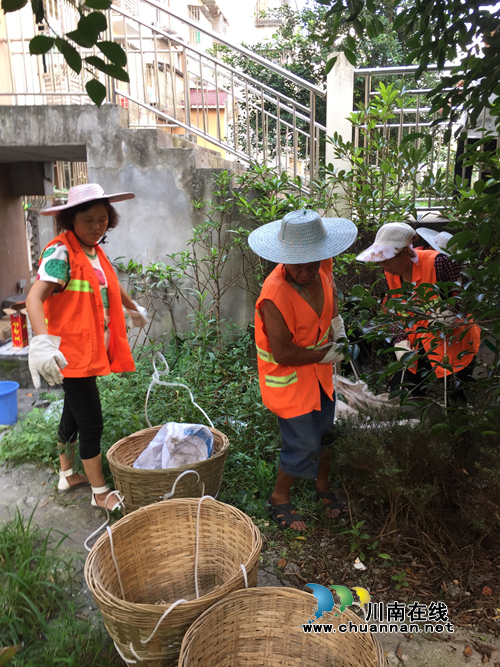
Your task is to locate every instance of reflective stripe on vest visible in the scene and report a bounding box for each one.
[256,329,329,363]
[65,279,94,293]
[256,345,277,364]
[265,371,298,388]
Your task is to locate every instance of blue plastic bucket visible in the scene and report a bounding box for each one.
[0,381,20,425]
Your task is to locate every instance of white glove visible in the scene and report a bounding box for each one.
[319,342,345,364]
[126,300,148,329]
[394,339,413,362]
[428,309,461,327]
[28,334,68,389]
[330,314,347,342]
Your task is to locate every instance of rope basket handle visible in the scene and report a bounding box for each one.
[145,352,214,429]
[163,470,205,500]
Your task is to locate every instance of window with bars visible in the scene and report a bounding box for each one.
[188,5,201,44]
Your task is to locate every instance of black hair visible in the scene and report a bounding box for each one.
[55,198,119,231]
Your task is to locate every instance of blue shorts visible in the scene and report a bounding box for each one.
[277,388,336,479]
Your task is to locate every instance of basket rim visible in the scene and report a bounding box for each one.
[179,587,383,664]
[106,425,229,473]
[84,498,262,615]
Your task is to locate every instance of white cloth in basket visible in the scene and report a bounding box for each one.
[133,422,213,470]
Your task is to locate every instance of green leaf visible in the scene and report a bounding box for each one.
[431,423,451,435]
[102,63,129,82]
[85,55,108,72]
[451,230,474,249]
[400,131,425,144]
[352,17,364,38]
[85,10,107,34]
[54,38,82,74]
[474,179,485,195]
[325,55,337,75]
[345,34,356,52]
[77,11,107,47]
[343,48,357,66]
[97,40,127,66]
[393,12,407,31]
[86,56,129,82]
[379,553,392,560]
[1,0,27,11]
[66,29,94,48]
[479,223,491,246]
[86,78,106,106]
[84,0,111,8]
[29,35,54,55]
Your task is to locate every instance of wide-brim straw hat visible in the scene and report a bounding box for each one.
[356,222,415,262]
[40,183,135,216]
[248,209,357,264]
[416,228,455,255]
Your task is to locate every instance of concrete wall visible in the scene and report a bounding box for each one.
[0,104,254,337]
[0,165,31,306]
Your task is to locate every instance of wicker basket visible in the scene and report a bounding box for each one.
[178,587,386,667]
[107,425,229,514]
[84,497,262,666]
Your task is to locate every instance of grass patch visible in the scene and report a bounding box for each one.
[0,510,118,666]
[0,508,74,647]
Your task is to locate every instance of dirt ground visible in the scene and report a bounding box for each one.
[1,389,500,666]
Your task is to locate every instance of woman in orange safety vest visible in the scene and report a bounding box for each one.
[357,222,480,400]
[26,183,147,511]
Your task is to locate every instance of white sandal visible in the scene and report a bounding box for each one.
[91,485,122,511]
[58,468,90,493]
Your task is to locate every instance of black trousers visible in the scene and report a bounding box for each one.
[389,357,474,403]
[58,377,103,459]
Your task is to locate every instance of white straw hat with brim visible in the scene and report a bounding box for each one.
[247,209,358,264]
[416,228,455,255]
[356,222,416,263]
[40,183,135,216]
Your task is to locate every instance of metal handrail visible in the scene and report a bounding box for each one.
[137,0,326,97]
[352,63,465,208]
[110,6,314,118]
[3,0,325,187]
[354,64,456,75]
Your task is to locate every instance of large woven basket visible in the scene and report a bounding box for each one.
[107,425,229,514]
[85,498,261,666]
[178,587,386,667]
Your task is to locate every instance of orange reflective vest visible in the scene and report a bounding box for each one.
[385,249,480,378]
[41,230,135,378]
[255,259,334,419]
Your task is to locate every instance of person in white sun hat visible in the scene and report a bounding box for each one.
[26,183,148,511]
[357,222,481,400]
[416,228,456,256]
[248,209,357,532]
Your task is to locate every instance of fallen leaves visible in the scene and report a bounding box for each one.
[0,647,19,666]
[483,586,493,597]
[277,558,287,568]
[464,645,473,660]
[395,644,403,661]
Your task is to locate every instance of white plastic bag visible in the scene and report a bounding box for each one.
[133,422,213,470]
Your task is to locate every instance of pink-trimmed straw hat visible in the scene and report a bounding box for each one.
[40,183,135,216]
